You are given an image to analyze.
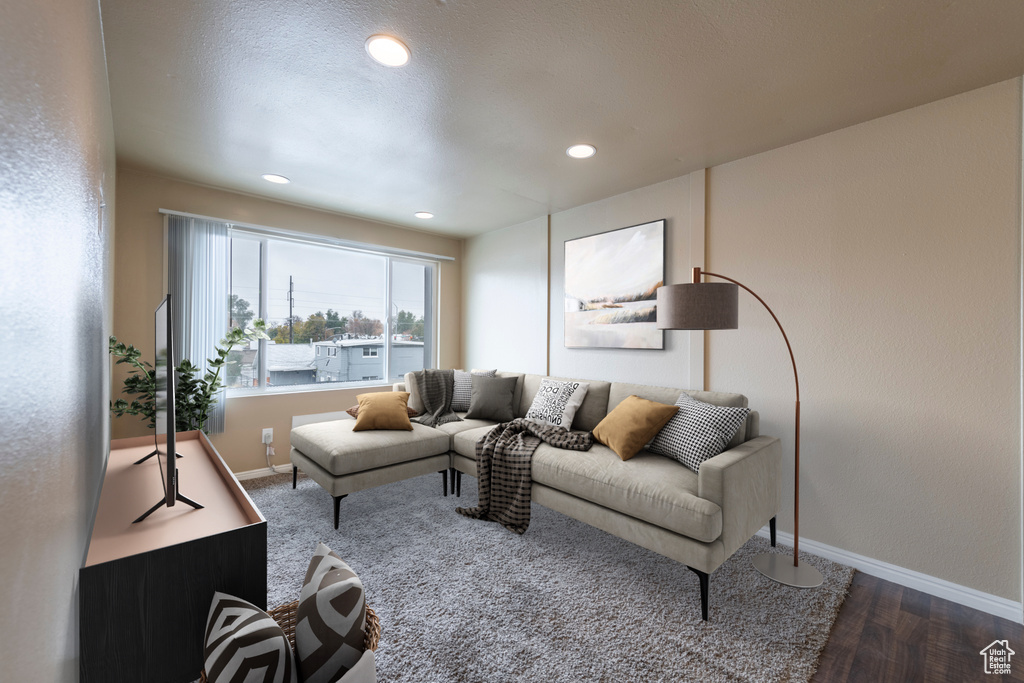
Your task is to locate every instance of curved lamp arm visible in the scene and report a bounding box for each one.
[693,266,803,567]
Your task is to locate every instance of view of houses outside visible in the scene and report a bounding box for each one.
[222,233,430,387]
[224,245,428,387]
[224,294,427,389]
[226,336,425,388]
[224,233,431,389]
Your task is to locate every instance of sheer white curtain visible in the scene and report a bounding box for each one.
[167,214,230,433]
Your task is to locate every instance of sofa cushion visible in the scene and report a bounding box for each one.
[608,382,751,448]
[435,415,499,439]
[291,419,450,476]
[519,374,611,431]
[531,443,723,543]
[453,425,502,459]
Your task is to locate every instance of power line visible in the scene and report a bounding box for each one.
[288,275,294,343]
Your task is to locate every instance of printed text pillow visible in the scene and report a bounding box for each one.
[525,379,590,429]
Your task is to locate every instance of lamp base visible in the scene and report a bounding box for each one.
[752,552,823,588]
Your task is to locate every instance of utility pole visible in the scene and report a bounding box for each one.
[288,275,294,343]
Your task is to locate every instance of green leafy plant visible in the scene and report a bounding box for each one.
[110,320,269,433]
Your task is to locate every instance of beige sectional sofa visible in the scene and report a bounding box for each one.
[289,371,782,620]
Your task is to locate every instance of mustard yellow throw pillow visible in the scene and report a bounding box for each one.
[592,395,679,461]
[353,392,414,431]
[346,404,418,419]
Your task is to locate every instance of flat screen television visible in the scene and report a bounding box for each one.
[134,294,202,523]
[154,294,176,507]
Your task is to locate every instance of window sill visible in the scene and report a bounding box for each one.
[226,380,396,399]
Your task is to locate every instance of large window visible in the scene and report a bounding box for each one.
[226,230,435,391]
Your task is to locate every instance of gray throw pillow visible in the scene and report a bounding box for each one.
[465,375,518,422]
[452,369,497,411]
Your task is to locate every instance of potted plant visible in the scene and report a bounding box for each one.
[109,320,268,433]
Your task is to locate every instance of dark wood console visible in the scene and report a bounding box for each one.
[80,431,267,683]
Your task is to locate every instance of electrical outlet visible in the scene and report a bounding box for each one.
[262,428,273,444]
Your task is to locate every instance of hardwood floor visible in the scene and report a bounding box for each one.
[813,572,1023,682]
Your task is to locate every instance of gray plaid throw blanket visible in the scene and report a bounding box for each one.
[411,369,463,428]
[457,418,593,534]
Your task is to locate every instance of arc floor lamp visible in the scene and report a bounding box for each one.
[657,267,823,588]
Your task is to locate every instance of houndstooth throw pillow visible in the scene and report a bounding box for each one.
[525,379,590,429]
[649,393,750,472]
[296,543,367,683]
[204,592,297,683]
[452,369,496,411]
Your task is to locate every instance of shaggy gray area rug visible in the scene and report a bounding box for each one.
[243,472,853,683]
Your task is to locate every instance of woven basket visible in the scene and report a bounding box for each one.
[199,600,380,682]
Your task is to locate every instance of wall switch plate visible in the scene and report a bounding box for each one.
[262,428,273,444]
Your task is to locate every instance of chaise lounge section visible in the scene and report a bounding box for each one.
[289,417,451,528]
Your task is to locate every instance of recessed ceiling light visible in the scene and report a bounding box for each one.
[366,35,410,67]
[566,144,597,159]
[261,173,290,184]
[414,211,434,219]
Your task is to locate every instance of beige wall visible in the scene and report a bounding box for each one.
[706,77,1022,600]
[463,217,550,374]
[461,79,1023,602]
[0,0,117,678]
[549,173,704,387]
[112,168,463,472]
[464,174,705,387]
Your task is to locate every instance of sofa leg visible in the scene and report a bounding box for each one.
[440,470,448,497]
[292,466,298,489]
[456,471,462,497]
[769,516,777,547]
[686,566,710,621]
[332,495,347,530]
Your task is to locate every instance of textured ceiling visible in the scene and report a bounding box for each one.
[100,0,1024,237]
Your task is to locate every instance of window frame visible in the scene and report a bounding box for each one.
[227,228,438,396]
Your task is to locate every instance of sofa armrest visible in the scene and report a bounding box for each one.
[697,435,781,557]
[392,382,406,392]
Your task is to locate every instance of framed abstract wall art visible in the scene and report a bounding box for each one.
[564,219,665,349]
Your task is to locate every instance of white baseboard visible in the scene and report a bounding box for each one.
[233,464,293,481]
[757,526,1023,624]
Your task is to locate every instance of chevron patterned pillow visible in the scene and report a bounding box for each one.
[296,543,367,683]
[204,592,297,683]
